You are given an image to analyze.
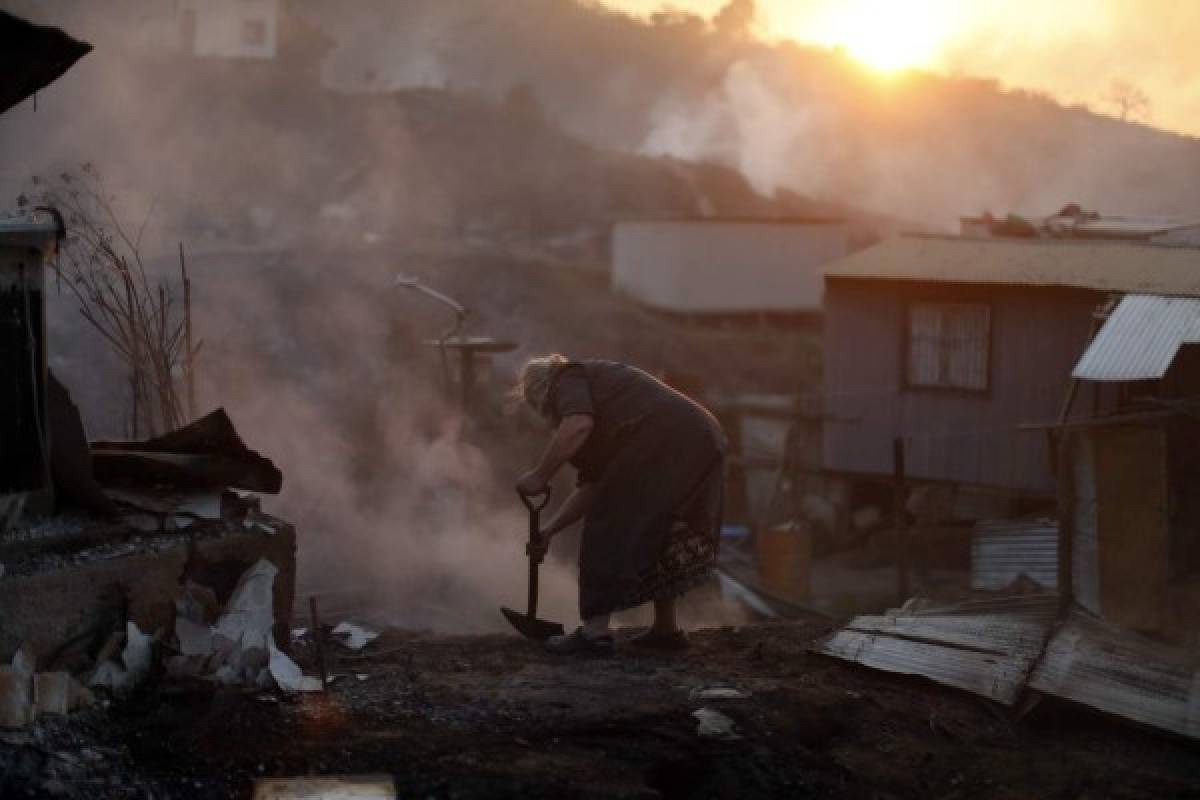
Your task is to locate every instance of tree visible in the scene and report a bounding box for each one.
[714,0,759,39]
[21,166,196,436]
[1102,79,1151,123]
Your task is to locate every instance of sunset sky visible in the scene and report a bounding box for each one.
[601,0,1200,138]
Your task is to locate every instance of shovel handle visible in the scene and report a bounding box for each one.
[518,488,551,619]
[518,487,552,514]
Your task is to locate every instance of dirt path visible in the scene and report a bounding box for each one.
[14,621,1200,798]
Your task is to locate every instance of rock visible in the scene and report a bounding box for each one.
[693,707,741,740]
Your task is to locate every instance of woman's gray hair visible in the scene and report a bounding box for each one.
[517,353,569,415]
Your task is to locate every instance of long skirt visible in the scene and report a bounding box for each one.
[578,433,725,619]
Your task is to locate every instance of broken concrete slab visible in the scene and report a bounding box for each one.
[0,519,296,662]
[164,558,321,693]
[0,666,32,727]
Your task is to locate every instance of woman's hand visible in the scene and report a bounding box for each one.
[516,469,549,497]
[526,528,553,563]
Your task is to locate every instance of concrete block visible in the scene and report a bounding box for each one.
[0,521,296,662]
[0,665,33,727]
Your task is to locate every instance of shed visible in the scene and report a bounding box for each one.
[1061,293,1200,644]
[822,236,1200,498]
[611,219,847,315]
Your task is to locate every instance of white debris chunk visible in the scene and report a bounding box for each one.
[214,559,278,647]
[267,640,322,693]
[690,687,750,700]
[89,622,154,693]
[693,707,741,740]
[11,642,36,675]
[331,622,379,651]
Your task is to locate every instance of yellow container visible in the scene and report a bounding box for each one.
[756,524,811,603]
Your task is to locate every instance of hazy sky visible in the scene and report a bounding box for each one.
[601,0,1200,138]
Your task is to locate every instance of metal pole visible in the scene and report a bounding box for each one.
[308,596,328,693]
[894,437,910,604]
[1056,431,1075,615]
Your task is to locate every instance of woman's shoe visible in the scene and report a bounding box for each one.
[629,628,689,652]
[545,627,615,656]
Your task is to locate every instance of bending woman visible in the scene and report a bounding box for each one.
[515,355,727,654]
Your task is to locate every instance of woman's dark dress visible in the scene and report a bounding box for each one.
[547,360,728,619]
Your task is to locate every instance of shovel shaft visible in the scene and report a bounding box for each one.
[527,500,541,617]
[527,559,540,619]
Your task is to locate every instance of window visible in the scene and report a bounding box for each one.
[907,302,990,390]
[242,18,267,46]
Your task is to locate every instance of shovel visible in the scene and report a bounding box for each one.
[501,489,565,641]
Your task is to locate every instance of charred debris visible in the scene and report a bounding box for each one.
[1,5,1199,800]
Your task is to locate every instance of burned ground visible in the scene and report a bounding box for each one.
[6,619,1197,799]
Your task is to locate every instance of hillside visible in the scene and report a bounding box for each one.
[296,0,1200,227]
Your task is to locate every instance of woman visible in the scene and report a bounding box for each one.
[515,355,727,654]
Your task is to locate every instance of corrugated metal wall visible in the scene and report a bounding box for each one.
[971,519,1059,591]
[822,279,1106,493]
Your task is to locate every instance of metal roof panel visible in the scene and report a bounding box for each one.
[824,235,1200,295]
[1073,294,1200,381]
[1028,610,1200,740]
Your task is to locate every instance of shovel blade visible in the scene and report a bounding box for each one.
[501,607,564,641]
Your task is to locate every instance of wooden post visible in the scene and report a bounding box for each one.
[308,596,328,693]
[1056,430,1075,615]
[180,242,196,422]
[894,437,910,604]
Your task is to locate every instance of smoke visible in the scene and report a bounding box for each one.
[292,0,1200,226]
[31,0,1200,635]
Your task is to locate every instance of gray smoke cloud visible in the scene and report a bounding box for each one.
[295,0,1200,226]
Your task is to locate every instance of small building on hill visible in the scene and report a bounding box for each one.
[820,234,1200,510]
[612,218,847,317]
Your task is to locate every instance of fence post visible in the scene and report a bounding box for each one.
[894,437,910,605]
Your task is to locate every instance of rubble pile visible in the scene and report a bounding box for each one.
[5,620,1197,798]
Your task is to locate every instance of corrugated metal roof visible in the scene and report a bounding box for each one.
[971,519,1058,592]
[1046,215,1200,239]
[812,595,1058,705]
[1028,609,1200,740]
[824,235,1200,295]
[0,11,92,115]
[816,598,1200,740]
[1072,294,1200,381]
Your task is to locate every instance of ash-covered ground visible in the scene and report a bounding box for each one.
[5,618,1198,799]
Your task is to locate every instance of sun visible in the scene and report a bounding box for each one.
[779,0,960,74]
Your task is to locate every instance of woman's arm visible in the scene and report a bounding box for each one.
[542,482,599,537]
[528,482,599,561]
[516,413,594,495]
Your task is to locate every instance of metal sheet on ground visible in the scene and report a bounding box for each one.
[812,595,1058,705]
[1029,610,1200,740]
[252,776,396,799]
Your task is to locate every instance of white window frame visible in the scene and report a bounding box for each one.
[905,302,991,392]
